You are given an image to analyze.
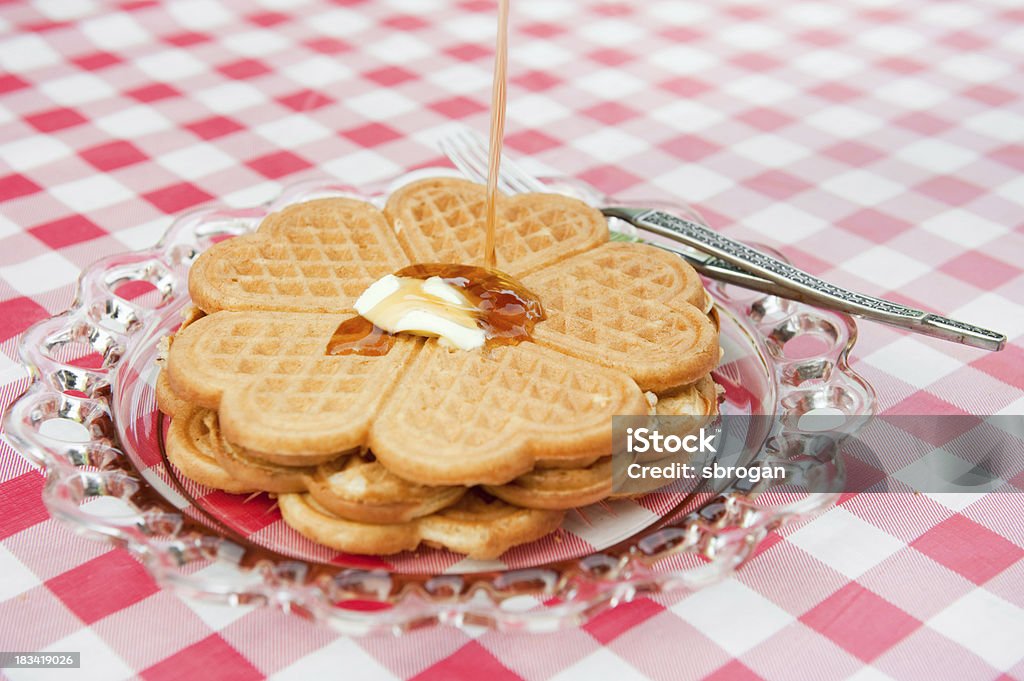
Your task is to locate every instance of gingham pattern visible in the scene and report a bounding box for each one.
[1,0,1022,679]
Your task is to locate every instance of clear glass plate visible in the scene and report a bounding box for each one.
[3,170,876,633]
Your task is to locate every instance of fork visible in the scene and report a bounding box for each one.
[439,128,1005,352]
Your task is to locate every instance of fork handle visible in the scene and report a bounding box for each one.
[603,207,1006,352]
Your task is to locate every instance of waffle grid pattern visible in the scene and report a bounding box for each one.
[193,199,408,312]
[387,178,607,275]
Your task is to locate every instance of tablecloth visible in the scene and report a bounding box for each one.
[1,0,1022,679]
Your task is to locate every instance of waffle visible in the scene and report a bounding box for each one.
[368,341,649,485]
[166,311,419,461]
[484,456,612,510]
[384,177,607,276]
[162,177,722,558]
[305,456,466,524]
[165,406,255,494]
[189,198,409,314]
[278,491,564,560]
[523,243,719,392]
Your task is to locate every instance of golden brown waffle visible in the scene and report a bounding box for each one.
[166,311,419,461]
[384,177,607,276]
[484,457,612,510]
[189,198,409,314]
[279,492,564,559]
[656,373,719,420]
[306,456,466,524]
[165,405,467,523]
[165,406,255,494]
[523,243,719,392]
[368,341,648,486]
[165,178,723,557]
[155,369,189,418]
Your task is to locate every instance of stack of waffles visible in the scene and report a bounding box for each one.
[157,178,720,559]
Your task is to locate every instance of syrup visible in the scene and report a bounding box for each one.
[484,0,510,269]
[328,2,527,357]
[325,264,544,356]
[396,263,544,345]
[325,316,395,356]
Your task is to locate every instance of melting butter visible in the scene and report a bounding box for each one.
[353,274,485,350]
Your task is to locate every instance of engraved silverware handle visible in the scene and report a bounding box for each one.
[603,207,1006,352]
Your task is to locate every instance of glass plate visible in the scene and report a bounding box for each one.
[3,170,876,633]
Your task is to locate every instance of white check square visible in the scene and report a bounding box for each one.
[672,579,794,655]
[744,203,827,244]
[822,170,904,205]
[928,589,1024,670]
[1,252,81,296]
[157,145,237,180]
[788,506,903,578]
[863,336,963,389]
[270,638,398,681]
[50,175,133,213]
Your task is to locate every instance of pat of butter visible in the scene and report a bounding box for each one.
[353,274,485,350]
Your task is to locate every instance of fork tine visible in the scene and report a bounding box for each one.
[439,126,546,195]
[458,128,542,194]
[460,131,521,196]
[456,128,547,194]
[438,136,486,184]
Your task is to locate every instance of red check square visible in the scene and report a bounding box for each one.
[80,140,147,171]
[443,43,488,62]
[512,70,561,92]
[186,115,243,141]
[915,177,985,206]
[0,173,42,201]
[0,471,50,539]
[277,89,332,112]
[364,66,416,87]
[737,107,793,132]
[800,583,921,662]
[939,252,1019,290]
[126,83,180,103]
[746,170,811,200]
[429,96,487,119]
[218,58,270,80]
[583,597,664,644]
[141,635,263,681]
[704,660,765,681]
[247,151,312,180]
[26,107,87,133]
[582,102,639,125]
[342,123,402,148]
[29,215,106,248]
[663,134,720,162]
[411,641,522,681]
[504,129,560,155]
[911,515,1024,585]
[970,344,1024,390]
[144,182,214,213]
[837,209,913,242]
[0,74,29,94]
[578,165,643,194]
[46,550,159,624]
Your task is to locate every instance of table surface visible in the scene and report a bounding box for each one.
[1,0,1022,679]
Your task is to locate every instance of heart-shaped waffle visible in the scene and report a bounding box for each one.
[167,178,718,487]
[278,492,564,560]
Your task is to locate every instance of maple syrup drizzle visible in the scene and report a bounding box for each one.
[328,2,526,357]
[484,0,510,269]
[325,316,394,356]
[396,264,544,344]
[325,264,544,356]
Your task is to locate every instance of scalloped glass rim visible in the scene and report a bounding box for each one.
[2,170,876,634]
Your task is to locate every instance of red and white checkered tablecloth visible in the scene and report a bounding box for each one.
[1,0,1022,679]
